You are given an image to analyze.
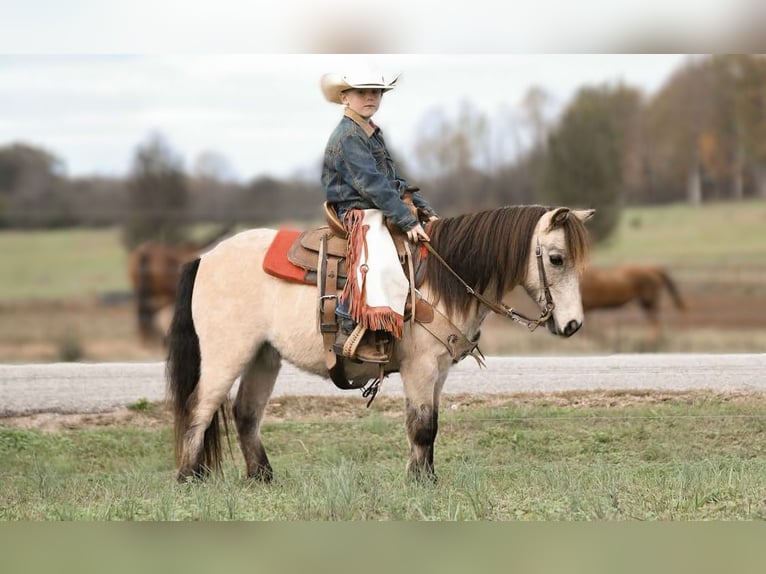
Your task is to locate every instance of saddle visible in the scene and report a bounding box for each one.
[282,203,433,387]
[286,226,349,288]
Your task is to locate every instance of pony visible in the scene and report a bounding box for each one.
[127,225,234,345]
[580,264,686,338]
[166,205,594,482]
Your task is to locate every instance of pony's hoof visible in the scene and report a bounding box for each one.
[247,466,274,483]
[407,468,438,485]
[176,469,204,483]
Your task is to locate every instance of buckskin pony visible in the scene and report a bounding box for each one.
[166,205,594,482]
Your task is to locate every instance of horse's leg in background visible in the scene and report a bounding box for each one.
[648,310,661,343]
[400,352,451,481]
[136,249,156,344]
[233,342,282,482]
[638,282,662,343]
[129,245,159,346]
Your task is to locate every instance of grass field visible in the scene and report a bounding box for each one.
[592,200,766,267]
[0,227,128,301]
[2,392,766,520]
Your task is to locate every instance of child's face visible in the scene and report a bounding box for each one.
[341,88,383,120]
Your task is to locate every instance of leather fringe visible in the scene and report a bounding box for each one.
[341,209,404,339]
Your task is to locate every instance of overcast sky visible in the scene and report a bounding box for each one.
[1,0,752,53]
[0,54,692,182]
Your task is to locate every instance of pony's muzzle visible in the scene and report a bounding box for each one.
[563,319,582,337]
[548,318,582,337]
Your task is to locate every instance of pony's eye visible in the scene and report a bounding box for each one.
[549,254,564,267]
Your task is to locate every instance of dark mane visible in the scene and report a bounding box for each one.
[424,205,590,318]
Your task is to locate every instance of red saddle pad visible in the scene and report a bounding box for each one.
[262,229,309,284]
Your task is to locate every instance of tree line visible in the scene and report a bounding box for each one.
[1,55,764,246]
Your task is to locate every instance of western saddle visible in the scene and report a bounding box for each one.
[286,201,482,391]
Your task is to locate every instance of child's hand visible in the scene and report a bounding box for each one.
[406,223,430,243]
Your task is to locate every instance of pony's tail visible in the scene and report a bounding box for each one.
[660,269,687,311]
[166,257,207,469]
[136,248,156,342]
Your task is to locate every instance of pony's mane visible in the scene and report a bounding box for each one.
[424,205,590,318]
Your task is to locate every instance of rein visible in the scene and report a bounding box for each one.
[422,241,555,332]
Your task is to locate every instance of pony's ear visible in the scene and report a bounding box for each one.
[573,209,595,223]
[549,207,570,228]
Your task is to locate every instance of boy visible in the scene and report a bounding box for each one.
[320,71,437,362]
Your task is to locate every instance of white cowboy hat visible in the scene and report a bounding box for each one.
[320,72,400,104]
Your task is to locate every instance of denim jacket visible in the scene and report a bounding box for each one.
[321,108,436,232]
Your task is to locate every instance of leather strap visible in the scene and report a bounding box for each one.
[403,240,416,331]
[318,234,340,370]
[415,299,485,366]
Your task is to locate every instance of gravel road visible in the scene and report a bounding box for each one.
[1,354,764,417]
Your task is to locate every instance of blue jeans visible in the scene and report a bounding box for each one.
[333,205,353,325]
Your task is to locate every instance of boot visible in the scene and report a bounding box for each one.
[334,321,391,364]
[355,329,392,364]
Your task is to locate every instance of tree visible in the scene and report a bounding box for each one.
[645,55,766,203]
[644,57,715,204]
[122,133,189,249]
[520,85,553,150]
[0,143,66,227]
[708,55,766,199]
[189,150,240,222]
[542,83,642,242]
[411,101,495,213]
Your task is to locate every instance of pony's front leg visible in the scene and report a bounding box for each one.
[400,352,451,482]
[405,398,438,481]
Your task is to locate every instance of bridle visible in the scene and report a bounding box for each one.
[422,239,555,332]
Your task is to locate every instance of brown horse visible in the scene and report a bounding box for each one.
[580,264,686,337]
[166,205,594,482]
[127,225,234,345]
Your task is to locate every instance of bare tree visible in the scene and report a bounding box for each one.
[521,85,552,151]
[122,132,189,249]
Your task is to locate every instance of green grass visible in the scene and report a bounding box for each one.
[0,201,764,302]
[593,199,766,266]
[2,394,766,520]
[0,227,128,300]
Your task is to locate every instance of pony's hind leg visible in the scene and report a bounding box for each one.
[177,377,234,482]
[177,364,241,481]
[233,342,282,482]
